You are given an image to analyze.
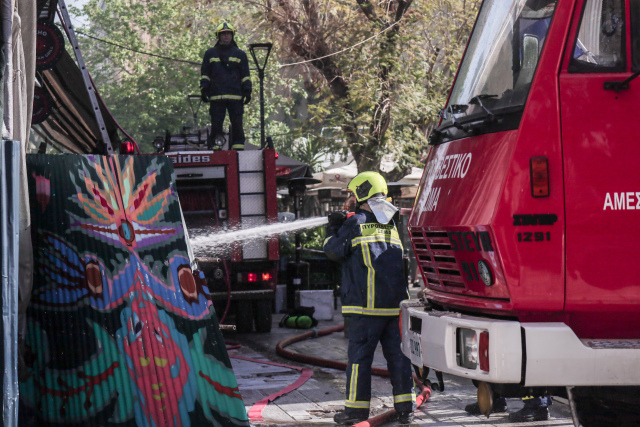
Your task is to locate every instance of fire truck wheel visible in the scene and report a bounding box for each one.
[235,300,254,333]
[253,300,273,333]
[574,387,640,427]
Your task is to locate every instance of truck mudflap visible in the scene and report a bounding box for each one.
[401,300,640,387]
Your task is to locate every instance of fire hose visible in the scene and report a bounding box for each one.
[275,324,432,426]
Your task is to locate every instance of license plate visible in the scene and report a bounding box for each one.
[409,337,421,359]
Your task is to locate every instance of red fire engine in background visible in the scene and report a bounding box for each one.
[401,0,640,425]
[162,132,279,333]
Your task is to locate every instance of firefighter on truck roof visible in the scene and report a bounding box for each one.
[200,22,252,151]
[323,171,415,425]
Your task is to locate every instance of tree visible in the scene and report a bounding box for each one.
[73,0,305,152]
[246,0,479,179]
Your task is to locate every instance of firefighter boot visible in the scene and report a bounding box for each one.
[333,409,369,425]
[508,405,549,422]
[397,411,414,425]
[465,397,507,415]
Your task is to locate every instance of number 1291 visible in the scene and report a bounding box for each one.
[518,232,550,242]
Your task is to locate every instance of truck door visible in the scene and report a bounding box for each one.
[560,0,640,337]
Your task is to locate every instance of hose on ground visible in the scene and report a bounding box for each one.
[276,324,432,426]
[276,325,390,377]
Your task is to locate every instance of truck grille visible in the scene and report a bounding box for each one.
[411,229,465,289]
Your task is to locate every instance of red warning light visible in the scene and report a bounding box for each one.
[261,272,272,281]
[247,273,257,282]
[120,140,135,154]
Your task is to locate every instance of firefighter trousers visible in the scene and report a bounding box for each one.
[344,315,414,415]
[209,100,245,149]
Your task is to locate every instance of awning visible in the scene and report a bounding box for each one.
[33,50,122,154]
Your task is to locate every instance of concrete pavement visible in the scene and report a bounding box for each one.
[225,307,574,426]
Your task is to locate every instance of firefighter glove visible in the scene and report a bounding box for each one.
[200,90,209,103]
[243,93,252,105]
[328,210,349,228]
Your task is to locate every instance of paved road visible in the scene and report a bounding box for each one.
[227,311,574,426]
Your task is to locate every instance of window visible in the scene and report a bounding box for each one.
[570,0,626,72]
[631,0,640,71]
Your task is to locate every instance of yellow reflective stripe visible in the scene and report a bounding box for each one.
[201,75,210,80]
[349,364,358,402]
[228,57,241,62]
[231,144,244,150]
[242,76,251,83]
[342,306,400,316]
[352,235,403,247]
[323,236,332,245]
[210,57,220,62]
[393,393,415,404]
[361,244,375,308]
[209,95,243,101]
[345,401,370,409]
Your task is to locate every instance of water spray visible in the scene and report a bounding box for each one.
[189,217,328,255]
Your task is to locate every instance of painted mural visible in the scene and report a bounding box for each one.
[21,154,249,426]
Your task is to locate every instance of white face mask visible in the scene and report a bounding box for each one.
[366,196,398,224]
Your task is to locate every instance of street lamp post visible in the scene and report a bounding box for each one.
[248,43,273,148]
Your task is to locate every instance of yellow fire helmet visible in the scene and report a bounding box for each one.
[216,22,236,37]
[347,171,388,203]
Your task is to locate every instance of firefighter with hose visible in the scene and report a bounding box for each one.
[324,172,415,425]
[200,22,252,150]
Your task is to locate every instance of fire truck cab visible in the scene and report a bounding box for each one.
[401,0,640,424]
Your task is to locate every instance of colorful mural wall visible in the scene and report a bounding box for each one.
[21,154,249,426]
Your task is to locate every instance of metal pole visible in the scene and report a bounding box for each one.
[1,140,20,427]
[294,195,301,263]
[259,69,266,148]
[58,0,114,154]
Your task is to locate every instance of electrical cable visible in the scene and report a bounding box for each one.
[74,16,404,69]
[75,30,201,65]
[279,18,403,68]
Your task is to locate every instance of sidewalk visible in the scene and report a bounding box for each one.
[225,308,574,426]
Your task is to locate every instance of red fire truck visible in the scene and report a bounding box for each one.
[400,0,640,424]
[163,132,279,333]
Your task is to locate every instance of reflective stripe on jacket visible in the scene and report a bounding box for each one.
[200,43,252,99]
[324,209,408,316]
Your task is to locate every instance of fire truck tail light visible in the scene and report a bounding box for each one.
[247,273,257,282]
[275,152,279,159]
[120,140,135,154]
[479,331,490,372]
[261,272,272,281]
[530,157,549,197]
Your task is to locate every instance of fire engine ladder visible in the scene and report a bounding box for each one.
[57,0,114,154]
[237,151,269,260]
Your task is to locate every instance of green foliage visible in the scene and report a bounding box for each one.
[279,225,326,258]
[73,0,479,170]
[253,0,479,177]
[73,0,305,152]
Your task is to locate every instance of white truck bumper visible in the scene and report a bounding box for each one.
[400,300,640,386]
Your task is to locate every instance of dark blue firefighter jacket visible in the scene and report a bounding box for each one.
[323,209,408,316]
[200,43,252,101]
